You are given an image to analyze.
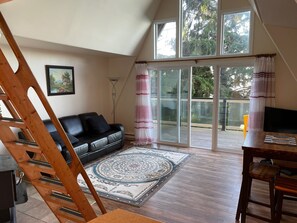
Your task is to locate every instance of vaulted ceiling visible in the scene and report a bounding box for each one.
[249,0,297,79]
[250,0,297,29]
[0,0,296,69]
[0,0,161,56]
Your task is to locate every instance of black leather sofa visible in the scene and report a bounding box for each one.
[19,112,125,165]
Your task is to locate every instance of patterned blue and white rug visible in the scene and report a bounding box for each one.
[78,146,190,206]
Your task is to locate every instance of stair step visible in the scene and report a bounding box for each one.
[28,159,51,167]
[56,207,85,223]
[32,179,68,194]
[0,117,25,128]
[21,160,55,175]
[60,207,83,218]
[15,139,38,147]
[0,93,8,100]
[51,192,73,202]
[6,141,41,154]
[40,176,63,186]
[44,192,77,210]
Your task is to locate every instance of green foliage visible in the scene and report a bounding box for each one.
[192,66,214,98]
[222,11,251,54]
[182,0,218,56]
[181,0,252,99]
[220,67,253,99]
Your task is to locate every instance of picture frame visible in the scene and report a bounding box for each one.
[45,65,75,96]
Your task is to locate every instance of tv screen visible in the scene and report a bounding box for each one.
[264,106,297,134]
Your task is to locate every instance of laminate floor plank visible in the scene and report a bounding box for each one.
[15,143,297,223]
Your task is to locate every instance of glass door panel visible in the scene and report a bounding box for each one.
[150,68,190,145]
[180,69,190,144]
[160,69,178,142]
[191,66,214,149]
[150,70,158,141]
[218,66,253,152]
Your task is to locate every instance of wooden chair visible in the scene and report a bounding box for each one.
[239,162,279,222]
[273,159,297,176]
[275,176,297,223]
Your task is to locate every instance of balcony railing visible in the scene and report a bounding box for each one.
[151,98,249,131]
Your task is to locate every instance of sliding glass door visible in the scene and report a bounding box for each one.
[217,66,253,152]
[150,68,190,145]
[191,66,214,149]
[150,61,253,151]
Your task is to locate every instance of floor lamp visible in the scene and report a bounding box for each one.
[108,77,120,123]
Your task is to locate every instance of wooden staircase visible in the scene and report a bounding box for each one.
[0,12,106,222]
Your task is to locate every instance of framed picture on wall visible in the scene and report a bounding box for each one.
[45,65,75,96]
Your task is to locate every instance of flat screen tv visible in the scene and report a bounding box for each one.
[264,106,297,134]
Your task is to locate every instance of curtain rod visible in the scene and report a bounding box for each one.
[135,53,276,64]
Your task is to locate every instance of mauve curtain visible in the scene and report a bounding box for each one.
[134,63,153,145]
[249,56,275,131]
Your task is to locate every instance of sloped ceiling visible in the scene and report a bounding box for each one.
[249,0,297,80]
[250,0,297,29]
[0,0,161,56]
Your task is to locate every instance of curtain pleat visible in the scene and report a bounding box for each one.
[134,64,153,145]
[249,56,275,131]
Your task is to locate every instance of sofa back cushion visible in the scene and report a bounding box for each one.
[50,131,79,147]
[79,112,99,133]
[59,115,84,137]
[43,119,57,133]
[87,115,111,134]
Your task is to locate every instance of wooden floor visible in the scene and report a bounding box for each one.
[15,143,297,223]
[155,124,246,153]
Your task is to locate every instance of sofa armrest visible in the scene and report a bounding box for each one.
[109,124,125,143]
[109,123,124,132]
[17,131,62,152]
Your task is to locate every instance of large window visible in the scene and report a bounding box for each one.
[221,11,251,55]
[181,0,218,57]
[154,0,252,59]
[155,21,176,59]
[151,0,254,150]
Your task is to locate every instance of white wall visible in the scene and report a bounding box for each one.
[108,56,137,135]
[0,46,111,154]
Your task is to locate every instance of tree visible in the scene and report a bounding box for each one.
[222,11,250,54]
[192,66,214,98]
[220,67,253,99]
[182,0,252,98]
[182,0,218,56]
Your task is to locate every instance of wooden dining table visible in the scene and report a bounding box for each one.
[236,130,297,223]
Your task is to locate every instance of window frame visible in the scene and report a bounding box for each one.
[179,0,220,58]
[220,9,253,56]
[175,0,253,59]
[154,19,178,60]
[148,57,254,150]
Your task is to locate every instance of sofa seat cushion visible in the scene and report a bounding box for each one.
[87,115,111,134]
[107,131,122,143]
[62,143,89,162]
[89,137,108,152]
[73,143,89,156]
